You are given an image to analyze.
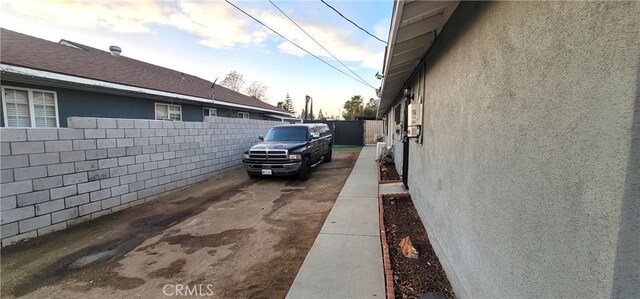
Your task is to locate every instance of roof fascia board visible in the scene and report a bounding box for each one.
[377,0,405,118]
[213,100,293,116]
[265,114,301,121]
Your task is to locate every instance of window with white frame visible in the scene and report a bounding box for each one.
[155,103,181,121]
[2,86,58,128]
[204,107,217,117]
[238,112,249,119]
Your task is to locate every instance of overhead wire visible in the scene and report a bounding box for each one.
[224,0,375,89]
[319,0,387,44]
[268,0,376,89]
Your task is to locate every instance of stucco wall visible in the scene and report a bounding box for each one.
[391,2,639,297]
[0,116,280,247]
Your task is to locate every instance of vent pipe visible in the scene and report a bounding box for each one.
[109,45,122,57]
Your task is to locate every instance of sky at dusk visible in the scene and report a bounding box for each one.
[0,0,393,118]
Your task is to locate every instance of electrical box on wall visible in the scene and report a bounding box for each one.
[407,101,422,138]
[408,102,422,126]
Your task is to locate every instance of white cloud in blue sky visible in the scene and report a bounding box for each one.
[0,0,392,117]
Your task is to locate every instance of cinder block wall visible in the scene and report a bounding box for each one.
[0,116,280,247]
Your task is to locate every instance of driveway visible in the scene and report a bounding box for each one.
[1,147,361,298]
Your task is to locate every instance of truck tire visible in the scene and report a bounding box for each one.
[247,171,259,179]
[298,157,311,180]
[323,146,332,162]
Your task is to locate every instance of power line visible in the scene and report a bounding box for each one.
[268,0,376,89]
[320,0,387,44]
[224,0,375,89]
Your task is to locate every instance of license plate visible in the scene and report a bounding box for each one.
[261,169,272,175]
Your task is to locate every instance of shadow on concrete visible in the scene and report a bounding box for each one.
[611,55,640,298]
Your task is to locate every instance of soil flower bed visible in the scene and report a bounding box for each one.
[379,163,401,183]
[381,193,455,299]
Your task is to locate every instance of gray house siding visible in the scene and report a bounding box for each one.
[385,2,639,298]
[180,103,207,122]
[0,81,284,127]
[210,106,273,121]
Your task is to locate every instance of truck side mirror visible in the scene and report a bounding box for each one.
[258,135,264,141]
[310,132,320,139]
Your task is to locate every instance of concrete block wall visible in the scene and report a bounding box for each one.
[0,116,281,247]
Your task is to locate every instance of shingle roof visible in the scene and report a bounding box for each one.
[0,28,289,114]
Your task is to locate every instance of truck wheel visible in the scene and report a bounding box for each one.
[323,146,332,163]
[247,171,259,179]
[298,157,311,180]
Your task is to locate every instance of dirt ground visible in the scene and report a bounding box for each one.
[379,163,400,182]
[382,194,455,299]
[1,147,361,299]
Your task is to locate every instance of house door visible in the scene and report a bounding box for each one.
[402,98,410,189]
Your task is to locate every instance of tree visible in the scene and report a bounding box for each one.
[219,71,245,92]
[317,109,325,120]
[363,105,377,116]
[246,81,268,102]
[282,93,295,113]
[362,97,378,116]
[342,95,364,120]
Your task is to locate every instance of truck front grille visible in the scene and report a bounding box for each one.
[249,149,288,160]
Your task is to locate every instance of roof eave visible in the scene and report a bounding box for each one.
[377,0,405,119]
[377,1,460,119]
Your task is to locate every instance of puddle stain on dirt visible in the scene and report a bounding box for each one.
[67,234,147,270]
[148,259,187,279]
[221,204,329,298]
[5,179,256,297]
[130,209,197,229]
[11,234,149,297]
[137,228,256,255]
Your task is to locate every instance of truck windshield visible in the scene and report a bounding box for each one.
[264,127,308,142]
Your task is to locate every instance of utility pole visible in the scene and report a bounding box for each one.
[304,95,309,120]
[309,96,314,120]
[304,94,314,120]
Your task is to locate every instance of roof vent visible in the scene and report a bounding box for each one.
[109,45,122,57]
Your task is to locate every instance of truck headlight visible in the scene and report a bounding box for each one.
[289,154,302,160]
[243,153,250,159]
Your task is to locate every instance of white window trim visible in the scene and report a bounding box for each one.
[204,107,217,117]
[1,85,60,128]
[155,103,182,121]
[238,112,249,119]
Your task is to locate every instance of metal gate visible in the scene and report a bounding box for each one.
[306,120,364,146]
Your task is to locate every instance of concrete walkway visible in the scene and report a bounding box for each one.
[287,146,384,298]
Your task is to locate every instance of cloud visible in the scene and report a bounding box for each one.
[164,1,269,49]
[277,41,306,57]
[0,0,385,71]
[257,9,383,71]
[1,0,166,33]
